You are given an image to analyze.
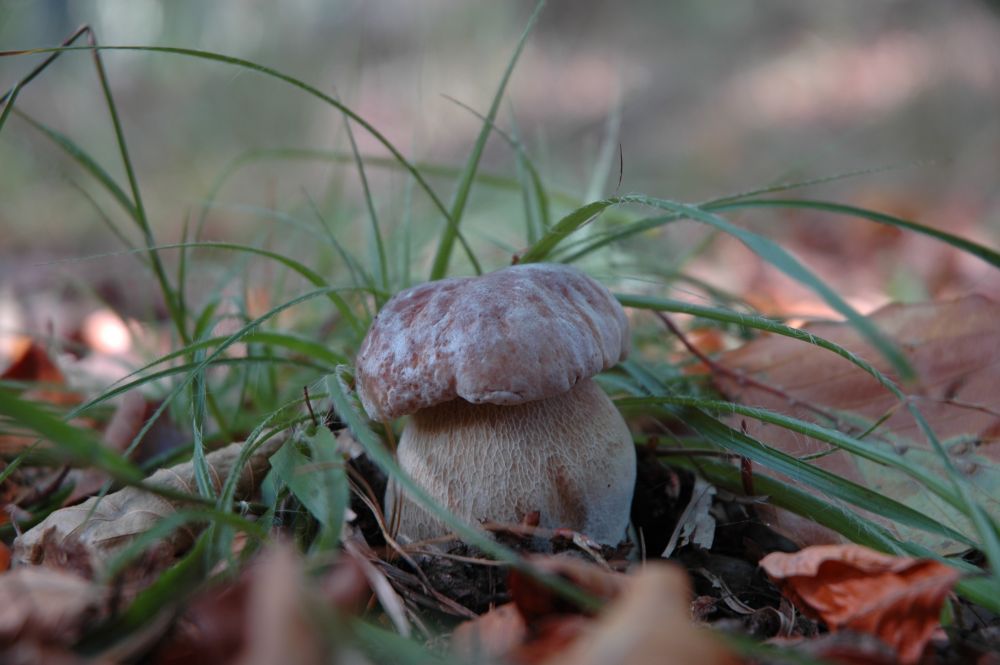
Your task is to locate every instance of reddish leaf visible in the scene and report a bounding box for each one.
[508,555,626,622]
[760,544,960,664]
[452,603,527,663]
[1,340,64,385]
[1,342,76,454]
[545,564,739,665]
[454,558,737,665]
[153,542,361,665]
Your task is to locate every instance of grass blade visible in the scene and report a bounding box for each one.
[621,394,970,542]
[0,43,483,276]
[725,198,1000,269]
[519,198,616,263]
[340,104,389,299]
[443,94,552,243]
[677,407,967,546]
[0,389,143,483]
[270,429,349,551]
[429,0,545,278]
[0,81,20,134]
[526,195,912,378]
[627,194,914,379]
[14,110,137,218]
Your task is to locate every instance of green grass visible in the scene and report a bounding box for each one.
[2,2,999,660]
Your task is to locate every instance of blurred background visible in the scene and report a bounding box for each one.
[2,0,1000,368]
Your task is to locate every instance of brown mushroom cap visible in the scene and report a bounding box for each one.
[355,263,629,421]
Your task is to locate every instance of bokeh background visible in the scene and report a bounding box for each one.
[3,0,1000,365]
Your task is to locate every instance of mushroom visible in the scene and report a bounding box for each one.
[355,263,635,545]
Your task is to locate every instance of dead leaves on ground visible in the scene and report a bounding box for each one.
[714,295,1000,550]
[453,556,738,665]
[0,566,109,664]
[761,544,961,664]
[1,340,183,528]
[13,436,285,577]
[151,541,378,665]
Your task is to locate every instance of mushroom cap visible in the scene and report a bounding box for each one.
[356,263,629,421]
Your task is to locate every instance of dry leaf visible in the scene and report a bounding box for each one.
[13,436,285,576]
[453,556,626,664]
[760,544,960,664]
[0,567,107,646]
[508,554,627,623]
[152,543,356,665]
[453,558,737,665]
[101,392,185,464]
[62,392,188,506]
[149,567,252,665]
[235,544,325,665]
[546,563,739,665]
[452,603,527,663]
[0,341,83,453]
[662,477,717,557]
[714,296,1000,551]
[1,340,65,386]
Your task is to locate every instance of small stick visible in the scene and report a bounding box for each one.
[303,385,318,427]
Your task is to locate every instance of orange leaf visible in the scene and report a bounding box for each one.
[760,544,960,664]
[1,340,63,384]
[0,341,82,454]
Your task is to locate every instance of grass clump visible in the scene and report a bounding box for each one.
[2,3,999,661]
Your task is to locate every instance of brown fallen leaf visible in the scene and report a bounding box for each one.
[150,570,250,665]
[452,555,628,664]
[101,392,186,465]
[760,544,960,664]
[0,340,83,454]
[13,435,285,577]
[234,543,325,665]
[1,339,66,386]
[0,566,107,647]
[714,296,1000,551]
[453,557,737,665]
[508,554,628,623]
[152,542,364,665]
[545,564,739,665]
[452,603,527,663]
[63,392,188,506]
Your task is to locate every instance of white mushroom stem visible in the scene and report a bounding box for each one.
[386,377,636,545]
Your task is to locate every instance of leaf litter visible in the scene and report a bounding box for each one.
[0,297,998,663]
[714,295,1000,551]
[760,544,961,664]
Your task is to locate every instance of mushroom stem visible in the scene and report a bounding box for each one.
[387,378,636,545]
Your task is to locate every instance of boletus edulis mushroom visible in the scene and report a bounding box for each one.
[355,263,635,545]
